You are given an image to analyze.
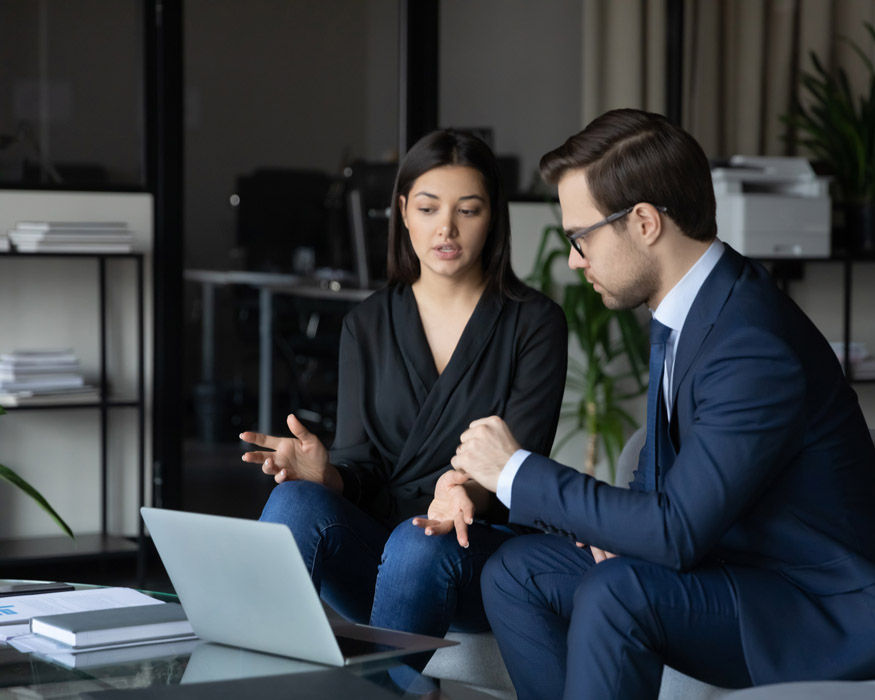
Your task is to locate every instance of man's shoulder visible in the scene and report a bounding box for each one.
[693,250,840,386]
[704,247,799,328]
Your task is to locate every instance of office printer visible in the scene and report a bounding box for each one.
[712,156,831,258]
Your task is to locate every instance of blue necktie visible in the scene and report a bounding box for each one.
[644,318,672,492]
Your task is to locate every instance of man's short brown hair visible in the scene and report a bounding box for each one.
[540,109,716,242]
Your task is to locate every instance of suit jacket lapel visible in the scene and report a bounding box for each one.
[670,246,746,411]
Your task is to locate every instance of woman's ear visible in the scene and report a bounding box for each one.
[398,195,408,229]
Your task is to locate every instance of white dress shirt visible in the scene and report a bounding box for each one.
[496,240,726,508]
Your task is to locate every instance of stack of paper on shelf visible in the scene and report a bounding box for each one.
[0,348,99,407]
[0,233,9,252]
[7,220,134,253]
[14,602,198,668]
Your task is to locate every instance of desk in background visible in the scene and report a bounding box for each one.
[184,270,373,436]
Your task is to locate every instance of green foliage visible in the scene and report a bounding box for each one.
[0,405,74,538]
[782,22,875,204]
[528,223,648,479]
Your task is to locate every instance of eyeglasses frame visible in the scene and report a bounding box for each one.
[566,204,669,259]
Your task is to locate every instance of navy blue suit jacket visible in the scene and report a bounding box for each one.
[511,246,875,683]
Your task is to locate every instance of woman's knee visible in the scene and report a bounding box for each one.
[259,479,340,528]
[380,518,459,574]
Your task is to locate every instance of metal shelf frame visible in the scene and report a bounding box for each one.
[0,251,146,580]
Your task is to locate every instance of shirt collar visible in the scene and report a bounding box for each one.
[652,240,725,332]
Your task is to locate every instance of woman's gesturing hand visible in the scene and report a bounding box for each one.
[412,470,476,548]
[240,413,341,492]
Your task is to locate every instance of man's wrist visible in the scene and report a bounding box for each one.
[496,449,531,508]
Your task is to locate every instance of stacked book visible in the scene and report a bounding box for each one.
[0,348,99,407]
[7,220,134,253]
[2,587,197,669]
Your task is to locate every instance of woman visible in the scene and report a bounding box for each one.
[241,129,567,667]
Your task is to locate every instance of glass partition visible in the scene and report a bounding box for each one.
[0,0,145,189]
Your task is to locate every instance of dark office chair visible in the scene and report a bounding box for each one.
[235,168,335,273]
[342,160,397,287]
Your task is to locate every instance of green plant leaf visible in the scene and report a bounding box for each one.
[842,25,875,75]
[611,405,640,429]
[531,211,647,474]
[785,20,875,203]
[551,427,582,457]
[0,462,74,539]
[0,404,74,538]
[810,50,828,78]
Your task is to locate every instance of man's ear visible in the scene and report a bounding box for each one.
[398,195,408,229]
[630,202,663,247]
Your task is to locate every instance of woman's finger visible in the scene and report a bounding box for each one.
[287,414,313,441]
[412,517,441,530]
[455,492,475,525]
[454,510,469,548]
[242,450,274,464]
[442,469,470,487]
[239,431,282,450]
[423,519,453,536]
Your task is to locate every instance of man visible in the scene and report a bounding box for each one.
[451,109,875,699]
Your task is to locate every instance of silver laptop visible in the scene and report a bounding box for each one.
[141,507,456,666]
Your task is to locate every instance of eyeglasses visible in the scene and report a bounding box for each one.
[565,205,668,259]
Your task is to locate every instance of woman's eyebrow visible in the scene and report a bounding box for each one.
[411,191,486,202]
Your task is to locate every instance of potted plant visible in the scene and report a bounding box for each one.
[0,406,74,538]
[782,21,875,253]
[528,220,649,479]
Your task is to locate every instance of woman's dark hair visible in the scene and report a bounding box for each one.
[540,109,717,242]
[387,129,527,298]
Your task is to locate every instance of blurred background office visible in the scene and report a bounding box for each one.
[1,1,874,579]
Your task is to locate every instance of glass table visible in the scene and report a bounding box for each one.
[0,580,489,699]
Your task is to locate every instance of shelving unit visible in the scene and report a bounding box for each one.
[0,251,145,577]
[839,256,875,385]
[765,253,875,385]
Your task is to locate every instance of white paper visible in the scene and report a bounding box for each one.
[0,587,161,627]
[0,623,31,641]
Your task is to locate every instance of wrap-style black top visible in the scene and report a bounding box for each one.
[329,283,567,527]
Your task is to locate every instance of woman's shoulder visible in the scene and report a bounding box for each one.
[504,284,566,327]
[342,284,404,331]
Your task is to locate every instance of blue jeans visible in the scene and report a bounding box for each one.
[259,480,514,669]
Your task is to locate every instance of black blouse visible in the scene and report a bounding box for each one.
[330,284,567,526]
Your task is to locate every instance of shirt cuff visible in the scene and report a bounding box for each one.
[496,449,531,509]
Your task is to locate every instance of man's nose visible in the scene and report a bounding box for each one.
[568,246,586,270]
